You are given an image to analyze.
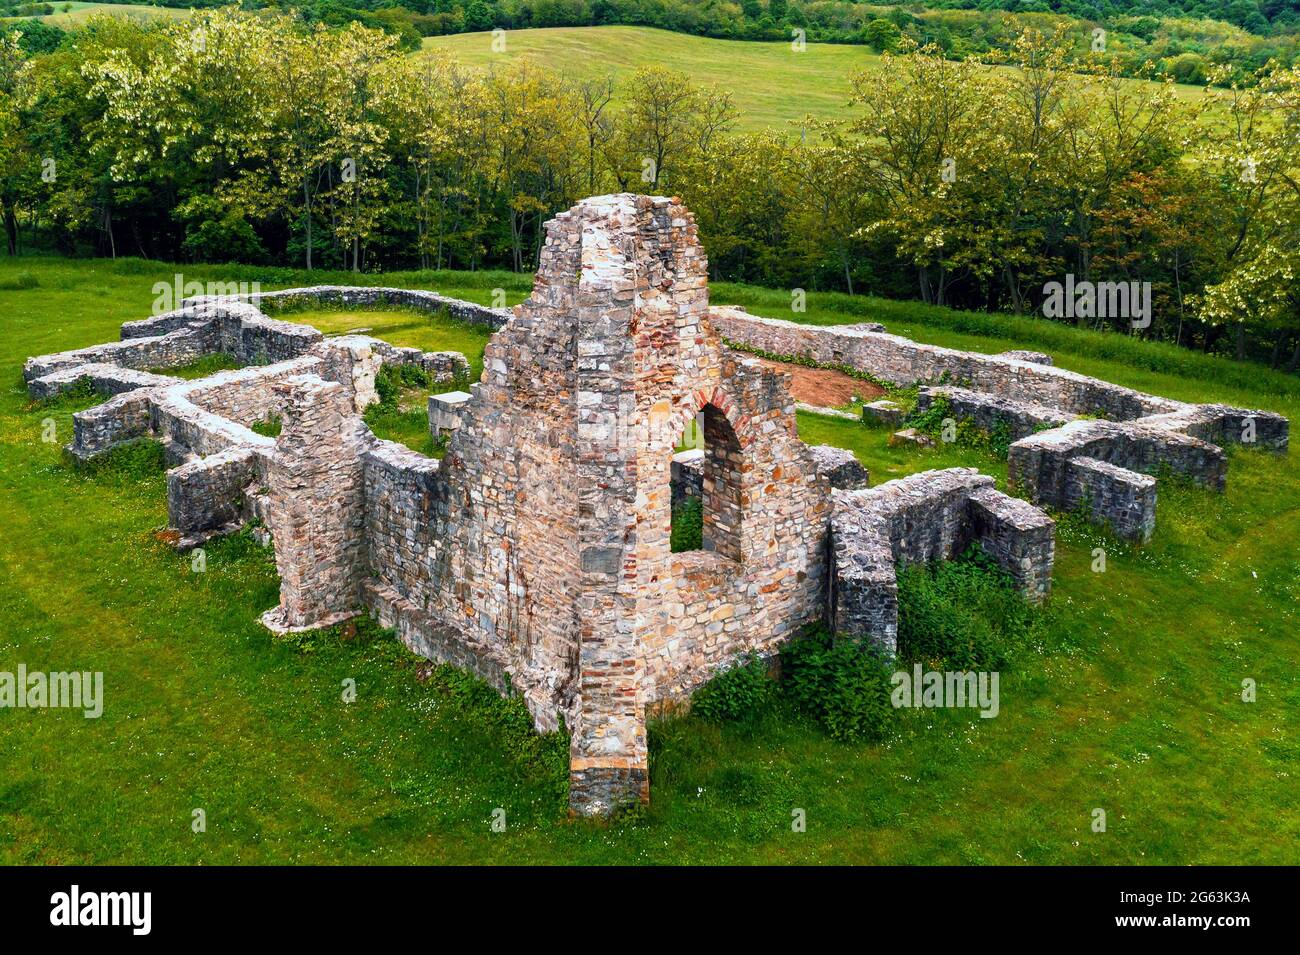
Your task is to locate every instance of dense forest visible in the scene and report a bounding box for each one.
[0,7,1297,367]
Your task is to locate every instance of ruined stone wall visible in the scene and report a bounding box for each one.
[25,323,218,382]
[262,376,371,633]
[916,385,1076,441]
[32,303,322,386]
[365,339,469,384]
[1008,417,1227,505]
[830,469,1055,652]
[27,364,181,402]
[1063,456,1157,542]
[363,441,440,600]
[150,392,275,462]
[120,308,209,340]
[166,446,259,539]
[338,196,830,815]
[217,308,323,365]
[180,356,323,428]
[712,306,1288,542]
[70,390,157,461]
[710,307,1184,419]
[219,285,511,330]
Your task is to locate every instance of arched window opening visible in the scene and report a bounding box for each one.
[670,404,742,561]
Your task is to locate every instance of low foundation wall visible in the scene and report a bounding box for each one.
[25,323,217,382]
[1009,417,1227,506]
[830,469,1055,652]
[69,390,156,461]
[967,485,1056,599]
[1063,456,1157,542]
[206,286,512,331]
[180,356,323,428]
[710,306,1184,420]
[917,385,1076,441]
[28,364,182,402]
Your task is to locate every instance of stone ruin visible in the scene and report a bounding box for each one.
[23,193,1287,817]
[710,310,1289,542]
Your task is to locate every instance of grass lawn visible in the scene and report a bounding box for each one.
[0,255,1296,864]
[3,2,192,28]
[264,305,490,454]
[270,306,493,383]
[425,26,1210,133]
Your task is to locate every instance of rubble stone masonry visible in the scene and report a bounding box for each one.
[28,193,1289,818]
[357,196,830,816]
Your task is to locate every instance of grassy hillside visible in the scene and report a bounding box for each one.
[3,2,191,27]
[425,26,1209,132]
[0,255,1296,864]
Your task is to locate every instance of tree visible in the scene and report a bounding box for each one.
[1196,65,1300,361]
[573,76,615,197]
[610,66,736,192]
[863,19,901,53]
[831,42,1001,305]
[463,0,493,32]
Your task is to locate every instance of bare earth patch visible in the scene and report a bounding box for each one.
[756,357,885,407]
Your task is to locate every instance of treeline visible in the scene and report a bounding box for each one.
[5,0,1300,83]
[1,10,1298,367]
[247,0,1300,84]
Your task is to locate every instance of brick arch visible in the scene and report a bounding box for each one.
[667,387,748,564]
[672,384,753,450]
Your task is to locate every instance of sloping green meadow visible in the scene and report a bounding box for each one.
[0,256,1296,864]
[426,26,1211,133]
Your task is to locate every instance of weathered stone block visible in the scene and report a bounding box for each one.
[69,390,156,461]
[311,336,381,412]
[891,427,935,448]
[808,444,869,490]
[862,399,904,427]
[428,390,472,437]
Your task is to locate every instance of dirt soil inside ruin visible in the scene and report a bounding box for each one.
[755,358,886,407]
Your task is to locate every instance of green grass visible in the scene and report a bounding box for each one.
[273,306,493,384]
[151,352,240,380]
[0,254,1297,864]
[260,304,489,454]
[3,2,192,27]
[426,26,1210,133]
